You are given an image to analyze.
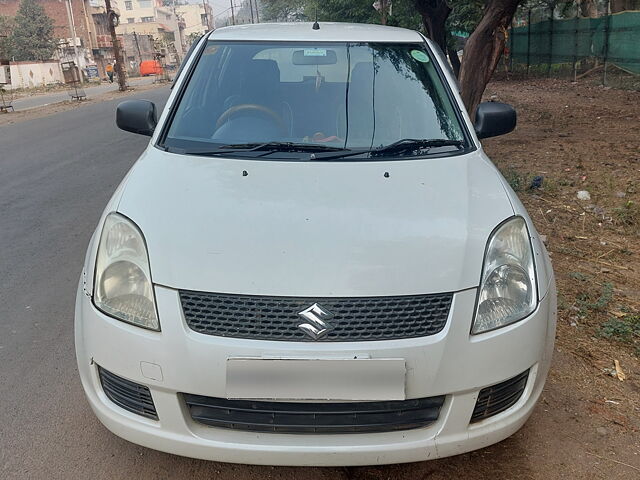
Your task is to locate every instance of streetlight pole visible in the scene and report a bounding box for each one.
[64,0,83,83]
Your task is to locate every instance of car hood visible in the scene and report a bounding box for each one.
[117,149,514,296]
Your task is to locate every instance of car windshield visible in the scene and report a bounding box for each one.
[162,41,468,159]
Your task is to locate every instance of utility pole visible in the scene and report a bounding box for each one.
[133,30,142,66]
[249,0,255,24]
[230,0,236,25]
[64,0,83,83]
[255,1,259,23]
[203,0,211,30]
[171,0,184,63]
[105,0,127,91]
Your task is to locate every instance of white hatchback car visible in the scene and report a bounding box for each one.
[75,22,556,466]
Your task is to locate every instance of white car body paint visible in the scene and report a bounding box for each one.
[76,22,556,466]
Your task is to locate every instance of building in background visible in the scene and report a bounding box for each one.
[88,0,120,78]
[115,0,185,65]
[0,0,225,87]
[176,2,212,40]
[119,32,155,75]
[0,0,119,79]
[214,0,258,28]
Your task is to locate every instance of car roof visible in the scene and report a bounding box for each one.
[209,22,424,43]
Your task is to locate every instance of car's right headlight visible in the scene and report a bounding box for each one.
[471,216,537,334]
[93,212,159,330]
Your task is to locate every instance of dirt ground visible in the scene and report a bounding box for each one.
[472,77,639,478]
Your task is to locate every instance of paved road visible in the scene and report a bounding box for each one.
[0,87,174,479]
[7,76,157,111]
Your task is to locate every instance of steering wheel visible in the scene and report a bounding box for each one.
[215,104,286,132]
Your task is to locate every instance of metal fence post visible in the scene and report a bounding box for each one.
[573,1,579,81]
[603,0,611,86]
[510,17,514,73]
[526,9,532,77]
[547,6,554,77]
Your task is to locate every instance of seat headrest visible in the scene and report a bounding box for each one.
[244,60,280,87]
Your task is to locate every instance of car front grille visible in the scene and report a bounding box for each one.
[470,370,529,423]
[98,366,158,420]
[179,290,452,342]
[183,394,446,434]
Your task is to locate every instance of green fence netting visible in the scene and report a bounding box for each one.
[510,10,640,74]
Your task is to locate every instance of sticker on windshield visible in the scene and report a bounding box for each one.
[203,44,219,56]
[304,48,327,57]
[411,50,430,63]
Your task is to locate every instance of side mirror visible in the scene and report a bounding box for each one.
[116,100,157,136]
[474,102,516,139]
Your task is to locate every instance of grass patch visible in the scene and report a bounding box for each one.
[500,168,557,195]
[613,201,639,229]
[503,169,527,192]
[576,281,613,315]
[599,315,640,356]
[569,271,589,282]
[541,177,560,195]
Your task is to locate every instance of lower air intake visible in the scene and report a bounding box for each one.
[470,370,529,423]
[183,394,446,434]
[98,366,158,420]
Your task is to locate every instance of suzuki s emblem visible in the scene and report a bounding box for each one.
[297,303,334,340]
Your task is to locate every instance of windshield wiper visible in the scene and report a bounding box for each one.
[250,142,348,153]
[370,138,465,157]
[167,142,349,156]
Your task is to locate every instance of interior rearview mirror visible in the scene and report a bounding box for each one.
[474,102,517,139]
[116,100,157,136]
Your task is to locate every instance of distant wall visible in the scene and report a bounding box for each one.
[8,61,64,89]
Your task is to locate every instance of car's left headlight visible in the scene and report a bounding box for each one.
[472,216,537,334]
[93,212,159,330]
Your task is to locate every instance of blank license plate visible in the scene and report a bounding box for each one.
[226,357,406,401]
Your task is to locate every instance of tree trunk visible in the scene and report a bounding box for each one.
[579,0,598,18]
[610,0,634,13]
[458,0,520,117]
[105,0,127,92]
[413,0,451,53]
[447,45,461,77]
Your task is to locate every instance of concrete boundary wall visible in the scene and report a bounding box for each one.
[7,61,65,90]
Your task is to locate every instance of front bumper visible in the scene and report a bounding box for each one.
[75,282,556,466]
